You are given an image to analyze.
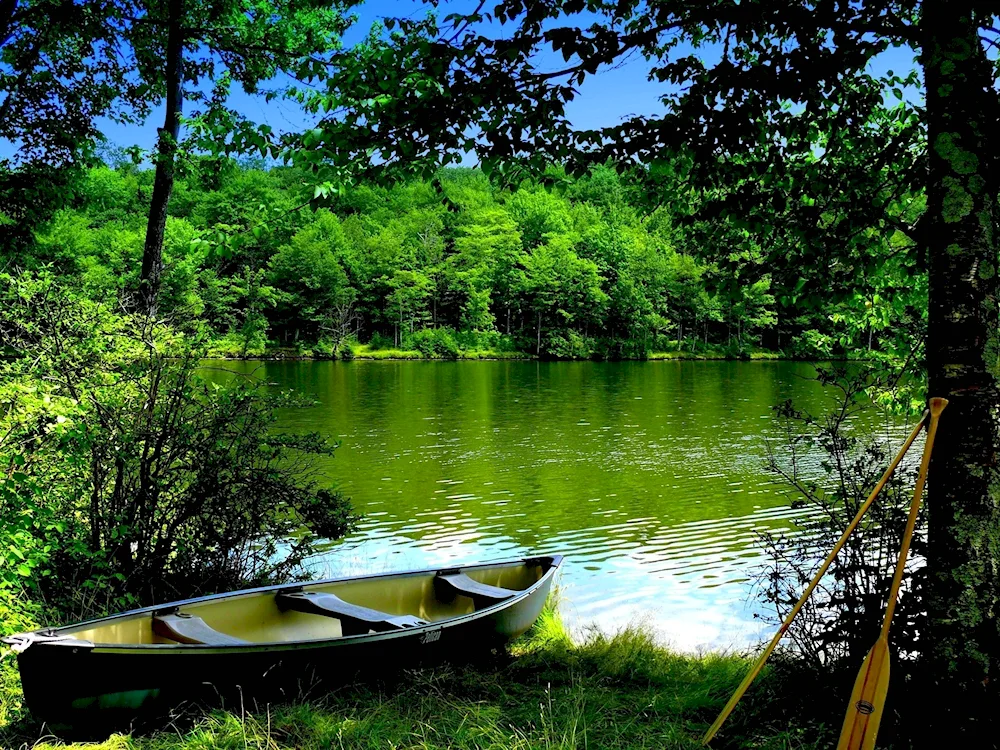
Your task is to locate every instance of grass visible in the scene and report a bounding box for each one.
[647,343,785,361]
[0,608,830,750]
[349,344,426,360]
[203,342,532,360]
[348,344,530,361]
[647,350,730,361]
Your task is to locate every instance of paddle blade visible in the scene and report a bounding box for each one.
[837,638,890,750]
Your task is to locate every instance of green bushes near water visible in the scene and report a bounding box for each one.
[0,271,357,625]
[353,329,527,361]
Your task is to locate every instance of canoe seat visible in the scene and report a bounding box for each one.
[434,572,517,610]
[152,612,248,646]
[276,591,427,637]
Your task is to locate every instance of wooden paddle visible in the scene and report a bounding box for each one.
[700,408,931,747]
[836,397,947,750]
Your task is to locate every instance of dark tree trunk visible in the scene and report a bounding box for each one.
[138,0,185,316]
[923,1,1000,732]
[89,458,102,552]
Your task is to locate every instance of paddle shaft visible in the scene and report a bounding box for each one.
[880,398,945,637]
[837,397,947,750]
[700,409,930,747]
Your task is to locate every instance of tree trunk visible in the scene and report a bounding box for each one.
[89,458,102,552]
[923,1,1000,733]
[536,310,541,355]
[138,0,184,316]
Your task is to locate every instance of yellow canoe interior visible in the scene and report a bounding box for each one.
[66,561,547,646]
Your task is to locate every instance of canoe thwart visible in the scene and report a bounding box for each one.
[434,572,517,609]
[152,612,249,646]
[276,590,427,636]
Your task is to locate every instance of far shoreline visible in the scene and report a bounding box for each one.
[202,347,865,363]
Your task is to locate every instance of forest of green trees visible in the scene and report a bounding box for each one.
[13,156,913,361]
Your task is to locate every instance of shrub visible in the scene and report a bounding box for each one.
[453,328,502,352]
[367,332,395,350]
[755,366,921,668]
[543,330,594,359]
[405,327,460,359]
[338,336,357,360]
[786,328,837,359]
[0,272,356,618]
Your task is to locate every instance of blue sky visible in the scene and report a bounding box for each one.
[17,1,924,161]
[94,0,684,154]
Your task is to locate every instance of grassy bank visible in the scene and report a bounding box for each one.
[204,337,531,361]
[349,343,529,361]
[0,610,827,750]
[647,346,781,361]
[204,339,795,362]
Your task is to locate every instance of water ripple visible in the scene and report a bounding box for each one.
[205,360,904,651]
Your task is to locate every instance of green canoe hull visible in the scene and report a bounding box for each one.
[7,555,561,725]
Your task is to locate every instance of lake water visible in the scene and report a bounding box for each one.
[217,360,861,651]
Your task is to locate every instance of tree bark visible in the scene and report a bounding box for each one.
[923,0,1000,732]
[138,0,185,316]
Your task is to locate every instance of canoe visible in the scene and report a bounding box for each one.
[4,554,562,723]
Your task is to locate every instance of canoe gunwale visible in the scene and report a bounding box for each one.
[4,555,563,655]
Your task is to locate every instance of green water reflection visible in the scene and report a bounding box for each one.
[216,360,845,649]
